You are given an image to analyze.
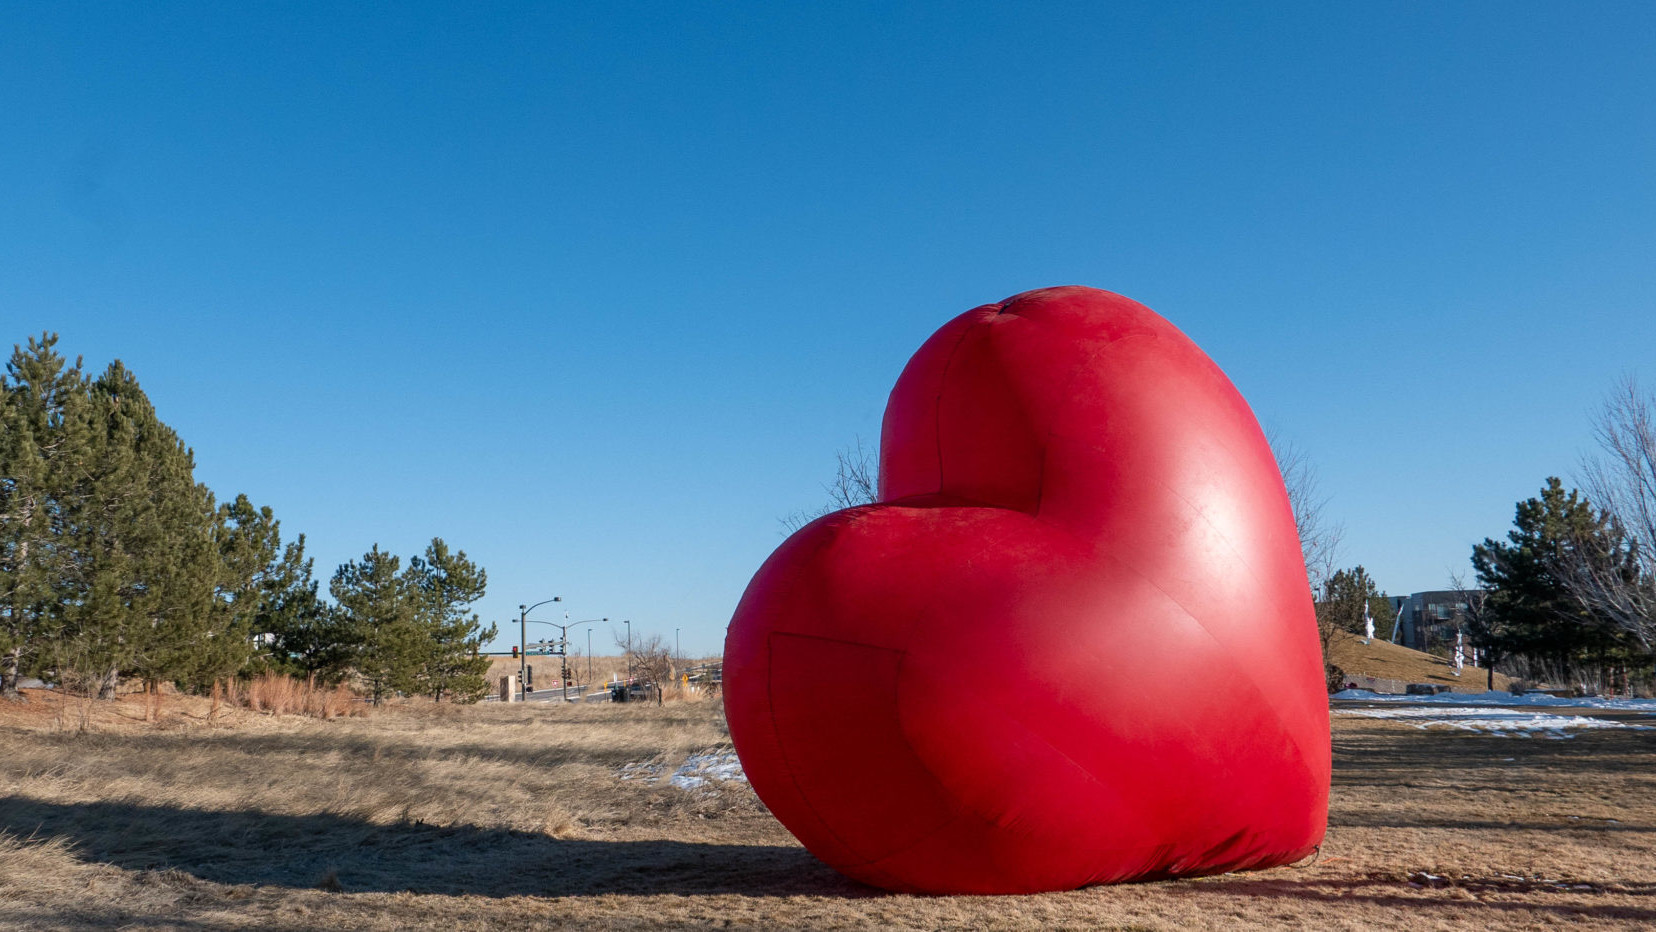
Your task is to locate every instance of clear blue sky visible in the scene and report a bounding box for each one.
[4,3,1653,654]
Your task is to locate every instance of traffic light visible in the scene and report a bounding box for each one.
[511,646,519,658]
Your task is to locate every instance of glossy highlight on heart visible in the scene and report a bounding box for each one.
[724,286,1330,894]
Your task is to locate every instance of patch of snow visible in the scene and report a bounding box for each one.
[618,762,663,781]
[618,749,747,790]
[669,752,747,789]
[1335,705,1651,739]
[1331,688,1656,711]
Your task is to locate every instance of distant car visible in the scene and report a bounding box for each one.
[608,682,654,703]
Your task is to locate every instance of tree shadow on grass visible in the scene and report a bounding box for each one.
[1162,876,1656,923]
[0,797,874,898]
[44,729,659,772]
[1330,719,1656,782]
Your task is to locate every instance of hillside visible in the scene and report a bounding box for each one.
[1327,629,1512,693]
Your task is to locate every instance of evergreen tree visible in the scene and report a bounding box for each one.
[1316,566,1395,638]
[256,534,355,684]
[1312,565,1394,691]
[3,332,505,705]
[0,335,87,697]
[75,362,220,698]
[3,333,351,701]
[1472,478,1632,681]
[55,360,142,695]
[194,494,282,690]
[331,545,421,704]
[407,537,495,702]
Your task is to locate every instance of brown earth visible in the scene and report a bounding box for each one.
[1328,629,1514,693]
[2,687,1653,930]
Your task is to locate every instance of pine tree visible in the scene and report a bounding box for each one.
[193,494,282,691]
[1472,478,1632,682]
[256,534,354,684]
[0,335,87,698]
[55,361,145,696]
[76,363,220,699]
[331,545,421,704]
[4,334,334,701]
[1312,565,1395,690]
[407,537,495,702]
[1316,566,1395,638]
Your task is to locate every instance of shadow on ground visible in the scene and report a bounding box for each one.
[0,797,872,898]
[1168,877,1656,923]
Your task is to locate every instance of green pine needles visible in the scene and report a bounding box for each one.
[0,333,495,704]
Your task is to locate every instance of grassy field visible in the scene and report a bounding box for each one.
[1328,630,1513,693]
[2,688,1653,930]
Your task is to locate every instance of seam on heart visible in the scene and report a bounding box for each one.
[1157,473,1277,598]
[855,749,1266,889]
[1102,550,1326,799]
[763,631,870,863]
[1127,470,1324,765]
[1008,321,1145,523]
[844,810,972,880]
[885,647,1195,871]
[762,630,966,870]
[902,659,1120,801]
[1034,421,1300,619]
[879,491,1020,512]
[764,629,908,653]
[930,316,982,497]
[1035,428,1051,517]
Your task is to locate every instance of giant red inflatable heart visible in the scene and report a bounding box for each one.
[725,286,1329,894]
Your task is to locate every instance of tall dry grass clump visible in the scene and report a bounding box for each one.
[222,673,363,719]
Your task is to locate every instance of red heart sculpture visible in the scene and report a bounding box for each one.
[725,286,1329,894]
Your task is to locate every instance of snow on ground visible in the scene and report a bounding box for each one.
[1335,705,1652,739]
[1332,689,1656,712]
[617,761,663,782]
[668,752,748,789]
[618,749,747,789]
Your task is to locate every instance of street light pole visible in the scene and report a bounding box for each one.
[553,618,606,703]
[675,627,681,671]
[519,597,561,700]
[519,616,606,703]
[623,619,632,691]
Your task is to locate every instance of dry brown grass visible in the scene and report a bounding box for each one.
[483,654,720,690]
[483,655,625,691]
[2,690,1654,930]
[1329,630,1514,693]
[228,674,364,719]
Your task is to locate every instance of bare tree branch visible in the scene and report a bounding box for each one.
[780,437,879,534]
[1269,430,1343,595]
[1448,570,1499,689]
[1555,376,1656,653]
[613,630,675,705]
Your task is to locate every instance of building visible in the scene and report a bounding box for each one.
[1388,591,1481,652]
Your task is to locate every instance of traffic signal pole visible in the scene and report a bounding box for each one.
[518,597,561,701]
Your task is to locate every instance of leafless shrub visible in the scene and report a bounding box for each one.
[616,633,677,705]
[780,437,878,533]
[1270,431,1343,595]
[1446,571,1502,689]
[1556,377,1656,654]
